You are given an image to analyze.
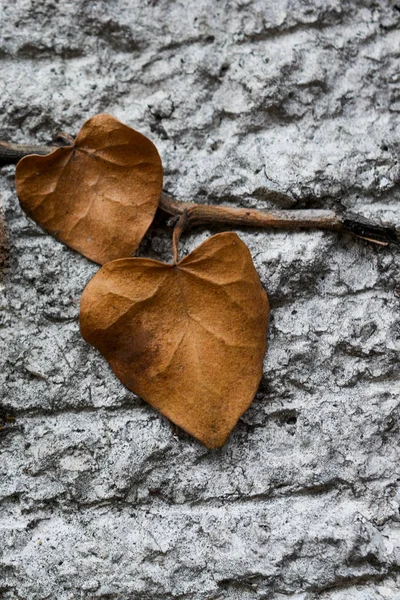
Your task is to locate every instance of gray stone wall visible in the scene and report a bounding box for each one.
[1,1,400,598]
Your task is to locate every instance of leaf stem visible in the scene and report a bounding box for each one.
[0,139,398,247]
[172,210,189,263]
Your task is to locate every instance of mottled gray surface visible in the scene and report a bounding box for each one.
[1,1,400,598]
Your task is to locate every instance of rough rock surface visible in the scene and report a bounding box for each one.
[1,1,400,598]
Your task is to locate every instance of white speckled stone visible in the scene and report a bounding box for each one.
[1,1,400,598]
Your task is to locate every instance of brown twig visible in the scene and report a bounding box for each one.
[160,193,398,247]
[0,141,58,163]
[161,192,342,230]
[0,139,398,247]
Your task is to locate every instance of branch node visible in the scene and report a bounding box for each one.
[54,132,75,146]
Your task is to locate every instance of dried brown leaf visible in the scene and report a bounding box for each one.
[80,232,269,448]
[15,114,162,264]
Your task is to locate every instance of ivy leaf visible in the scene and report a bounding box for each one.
[15,114,163,264]
[80,232,269,448]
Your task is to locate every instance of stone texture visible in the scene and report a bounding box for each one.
[1,1,400,598]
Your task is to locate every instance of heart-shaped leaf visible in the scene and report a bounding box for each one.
[80,232,269,448]
[15,114,163,264]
